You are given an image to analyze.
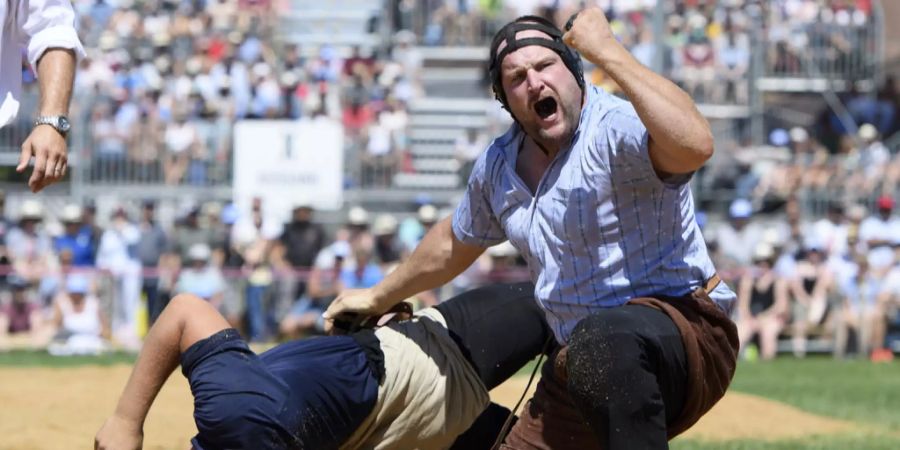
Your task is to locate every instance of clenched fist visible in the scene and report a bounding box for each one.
[562,7,625,66]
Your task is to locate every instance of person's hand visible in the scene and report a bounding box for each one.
[18,125,68,193]
[322,288,384,334]
[562,7,623,64]
[95,415,143,450]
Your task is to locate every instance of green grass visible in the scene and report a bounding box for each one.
[672,357,900,449]
[0,350,136,367]
[672,433,900,450]
[728,357,900,429]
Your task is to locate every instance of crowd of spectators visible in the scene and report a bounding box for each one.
[706,192,900,363]
[1,0,423,189]
[0,193,531,353]
[402,0,877,104]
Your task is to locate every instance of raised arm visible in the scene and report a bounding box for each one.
[563,7,714,175]
[323,216,485,330]
[95,294,230,450]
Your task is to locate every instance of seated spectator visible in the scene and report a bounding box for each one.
[0,277,46,350]
[279,241,350,339]
[789,243,836,358]
[872,264,900,362]
[340,234,383,290]
[833,257,883,359]
[735,243,789,361]
[48,275,109,356]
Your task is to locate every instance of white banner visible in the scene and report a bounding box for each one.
[233,118,344,221]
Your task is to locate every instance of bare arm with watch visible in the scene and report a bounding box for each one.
[19,48,76,193]
[3,0,84,192]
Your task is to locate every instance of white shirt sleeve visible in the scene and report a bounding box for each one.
[16,0,86,70]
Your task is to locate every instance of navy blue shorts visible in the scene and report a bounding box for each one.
[181,329,378,450]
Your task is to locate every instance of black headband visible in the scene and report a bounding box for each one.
[488,15,585,113]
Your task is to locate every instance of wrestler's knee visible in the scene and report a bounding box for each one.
[566,308,645,400]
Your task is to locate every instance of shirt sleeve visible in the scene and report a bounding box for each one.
[451,151,506,248]
[598,106,692,188]
[17,0,86,70]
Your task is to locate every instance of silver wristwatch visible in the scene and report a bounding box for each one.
[34,115,71,136]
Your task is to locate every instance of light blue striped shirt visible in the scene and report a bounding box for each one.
[452,85,736,343]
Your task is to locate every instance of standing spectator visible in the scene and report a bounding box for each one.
[53,204,95,267]
[372,213,402,271]
[271,204,327,300]
[95,208,142,349]
[135,200,168,325]
[170,206,214,263]
[2,0,85,192]
[231,199,279,340]
[80,202,103,262]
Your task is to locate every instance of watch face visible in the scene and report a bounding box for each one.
[57,116,71,132]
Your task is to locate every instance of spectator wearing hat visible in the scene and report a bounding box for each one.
[49,274,108,355]
[399,203,439,254]
[96,208,142,349]
[0,276,45,350]
[135,201,169,325]
[709,198,763,274]
[53,204,95,267]
[859,196,900,275]
[6,200,53,286]
[175,244,227,308]
[340,233,383,291]
[307,206,373,278]
[372,213,402,271]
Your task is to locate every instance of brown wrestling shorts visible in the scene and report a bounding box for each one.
[501,279,739,449]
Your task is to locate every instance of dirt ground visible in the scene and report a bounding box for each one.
[0,365,861,449]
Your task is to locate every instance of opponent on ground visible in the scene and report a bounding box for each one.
[95,282,549,450]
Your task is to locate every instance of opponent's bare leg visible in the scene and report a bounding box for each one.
[95,294,229,450]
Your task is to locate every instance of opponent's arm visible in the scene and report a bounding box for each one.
[96,295,229,450]
[323,217,486,328]
[563,7,713,175]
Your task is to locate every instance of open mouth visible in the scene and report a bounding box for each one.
[534,97,558,120]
